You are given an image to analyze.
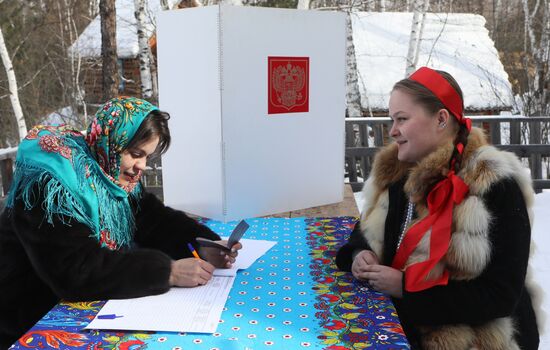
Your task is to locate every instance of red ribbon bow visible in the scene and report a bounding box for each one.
[392,171,469,292]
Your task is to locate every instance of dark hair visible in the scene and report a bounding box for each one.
[393,70,469,171]
[125,109,171,155]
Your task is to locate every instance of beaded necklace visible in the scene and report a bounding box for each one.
[397,201,415,250]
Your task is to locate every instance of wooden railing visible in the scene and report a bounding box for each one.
[0,148,16,198]
[345,116,550,192]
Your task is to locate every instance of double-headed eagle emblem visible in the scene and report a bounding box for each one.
[272,62,306,109]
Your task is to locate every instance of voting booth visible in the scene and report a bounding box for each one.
[157,5,346,222]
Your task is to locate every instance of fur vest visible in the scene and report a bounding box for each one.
[359,128,537,350]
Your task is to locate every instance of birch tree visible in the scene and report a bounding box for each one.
[0,25,27,140]
[521,0,550,116]
[100,0,119,100]
[297,0,310,10]
[134,0,153,99]
[345,12,362,118]
[366,1,375,11]
[405,0,428,76]
[61,0,88,125]
[160,0,170,10]
[219,0,243,5]
[412,0,429,71]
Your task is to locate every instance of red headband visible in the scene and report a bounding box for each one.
[409,67,471,132]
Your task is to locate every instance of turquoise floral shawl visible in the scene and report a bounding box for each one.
[7,97,158,250]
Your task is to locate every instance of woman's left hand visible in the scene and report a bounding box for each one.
[199,241,242,268]
[357,264,403,298]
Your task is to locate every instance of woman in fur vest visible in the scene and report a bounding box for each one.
[0,97,241,348]
[335,67,539,349]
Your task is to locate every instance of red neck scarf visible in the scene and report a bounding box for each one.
[391,67,471,292]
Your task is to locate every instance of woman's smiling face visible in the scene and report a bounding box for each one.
[118,136,159,187]
[388,89,447,163]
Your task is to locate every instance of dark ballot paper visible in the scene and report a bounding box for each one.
[196,220,249,252]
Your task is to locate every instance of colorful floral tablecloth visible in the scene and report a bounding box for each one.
[11,217,409,349]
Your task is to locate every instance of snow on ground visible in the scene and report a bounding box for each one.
[353,189,550,345]
[529,190,550,347]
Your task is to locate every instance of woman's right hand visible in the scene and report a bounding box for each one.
[351,250,379,280]
[168,258,215,287]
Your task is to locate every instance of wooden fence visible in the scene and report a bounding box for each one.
[345,116,550,192]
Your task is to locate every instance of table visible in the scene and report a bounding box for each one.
[11,189,410,349]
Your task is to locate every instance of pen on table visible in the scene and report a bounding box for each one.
[187,242,201,260]
[97,314,123,320]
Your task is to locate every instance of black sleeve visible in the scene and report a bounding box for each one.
[133,191,221,260]
[394,178,531,326]
[12,199,172,302]
[335,221,373,272]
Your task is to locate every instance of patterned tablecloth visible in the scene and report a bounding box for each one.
[11,217,409,350]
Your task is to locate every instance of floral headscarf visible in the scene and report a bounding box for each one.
[7,97,158,249]
[86,97,158,192]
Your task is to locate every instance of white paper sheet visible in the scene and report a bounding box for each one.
[213,238,277,276]
[85,276,235,333]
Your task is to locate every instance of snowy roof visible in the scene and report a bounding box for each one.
[352,12,513,112]
[69,0,178,59]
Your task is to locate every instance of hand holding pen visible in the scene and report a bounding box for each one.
[168,243,215,287]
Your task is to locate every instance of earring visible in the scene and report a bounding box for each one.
[439,122,447,128]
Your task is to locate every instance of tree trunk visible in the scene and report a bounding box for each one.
[160,0,170,10]
[0,25,27,140]
[65,0,88,126]
[297,0,310,10]
[412,0,429,70]
[100,0,119,101]
[220,0,243,5]
[492,0,502,43]
[365,1,374,11]
[522,0,550,115]
[134,0,153,99]
[405,0,423,76]
[345,12,362,118]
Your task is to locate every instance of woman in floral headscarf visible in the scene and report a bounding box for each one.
[0,97,240,348]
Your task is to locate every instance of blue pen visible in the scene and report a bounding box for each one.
[97,314,123,320]
[187,242,201,259]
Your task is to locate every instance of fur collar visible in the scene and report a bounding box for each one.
[362,126,535,274]
[370,127,533,214]
[371,127,488,203]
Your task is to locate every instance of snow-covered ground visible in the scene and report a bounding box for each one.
[530,190,550,347]
[354,189,550,346]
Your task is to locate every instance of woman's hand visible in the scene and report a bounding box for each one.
[358,264,403,298]
[199,241,242,268]
[169,258,215,287]
[351,249,380,279]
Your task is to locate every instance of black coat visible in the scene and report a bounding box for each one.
[0,190,220,349]
[336,178,539,350]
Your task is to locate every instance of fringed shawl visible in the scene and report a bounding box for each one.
[7,97,158,250]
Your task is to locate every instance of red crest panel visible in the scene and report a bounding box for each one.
[268,57,309,114]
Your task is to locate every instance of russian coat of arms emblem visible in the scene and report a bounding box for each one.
[268,57,309,114]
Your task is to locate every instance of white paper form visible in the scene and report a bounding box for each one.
[213,238,277,276]
[85,276,235,333]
